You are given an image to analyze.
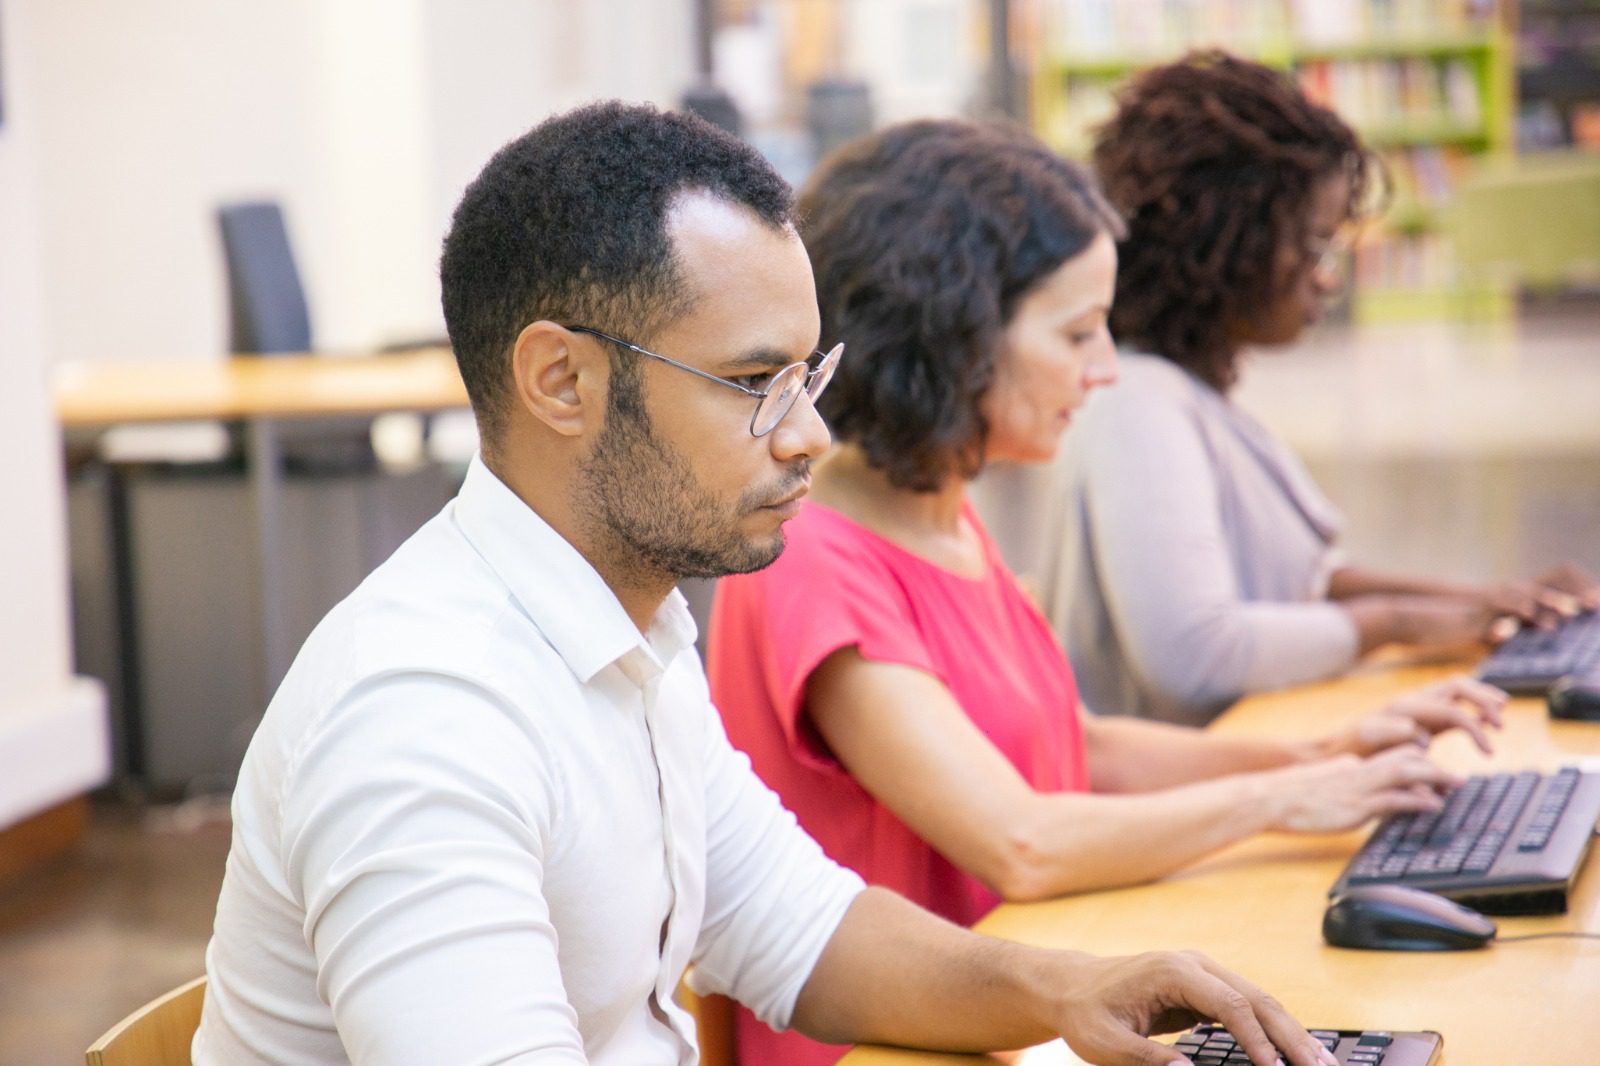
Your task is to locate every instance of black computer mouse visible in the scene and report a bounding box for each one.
[1323,884,1497,951]
[1549,674,1600,722]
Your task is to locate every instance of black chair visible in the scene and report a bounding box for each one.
[217,201,313,354]
[215,200,376,473]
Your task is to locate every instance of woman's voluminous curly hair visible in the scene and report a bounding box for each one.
[800,119,1122,492]
[1093,50,1377,390]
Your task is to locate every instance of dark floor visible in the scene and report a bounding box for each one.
[0,800,230,1064]
[3,312,1598,1065]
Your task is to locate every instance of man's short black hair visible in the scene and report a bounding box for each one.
[440,100,793,446]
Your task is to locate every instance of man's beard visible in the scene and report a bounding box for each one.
[574,387,805,584]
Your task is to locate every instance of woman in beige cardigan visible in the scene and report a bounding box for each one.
[994,52,1598,725]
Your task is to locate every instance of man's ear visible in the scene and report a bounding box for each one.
[509,321,604,438]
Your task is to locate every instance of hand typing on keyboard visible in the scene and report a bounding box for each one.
[1475,563,1600,632]
[1339,564,1599,656]
[1052,953,1339,1066]
[1263,748,1462,834]
[1173,1024,1441,1066]
[1325,675,1507,759]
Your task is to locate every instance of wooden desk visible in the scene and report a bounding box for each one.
[841,663,1600,1065]
[53,351,471,753]
[53,349,468,427]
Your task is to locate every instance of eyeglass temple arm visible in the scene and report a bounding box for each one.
[568,325,769,399]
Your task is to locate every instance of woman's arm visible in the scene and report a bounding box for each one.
[1327,566,1478,601]
[1080,712,1316,793]
[1083,674,1505,794]
[806,648,1457,901]
[1330,564,1600,650]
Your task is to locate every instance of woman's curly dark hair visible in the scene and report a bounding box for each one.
[1093,50,1377,390]
[800,119,1122,492]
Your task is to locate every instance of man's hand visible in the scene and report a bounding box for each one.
[1326,675,1507,758]
[793,889,1339,1064]
[1045,950,1339,1066]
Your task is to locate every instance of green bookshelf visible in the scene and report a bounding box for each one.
[1028,0,1518,324]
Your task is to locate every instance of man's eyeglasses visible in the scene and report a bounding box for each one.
[566,325,844,438]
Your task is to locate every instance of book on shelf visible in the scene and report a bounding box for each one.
[1298,57,1483,136]
[1035,0,1510,317]
[1041,0,1498,58]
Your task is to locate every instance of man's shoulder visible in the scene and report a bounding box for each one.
[242,515,578,809]
[295,511,562,709]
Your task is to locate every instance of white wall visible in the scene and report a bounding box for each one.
[25,0,695,363]
[0,0,694,824]
[0,1,110,827]
[423,0,697,259]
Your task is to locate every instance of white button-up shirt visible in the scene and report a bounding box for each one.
[195,457,864,1065]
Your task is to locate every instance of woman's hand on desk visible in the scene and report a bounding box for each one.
[1325,675,1507,758]
[1475,563,1600,632]
[1538,563,1600,611]
[1335,564,1599,651]
[1262,747,1461,834]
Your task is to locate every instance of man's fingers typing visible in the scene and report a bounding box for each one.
[1186,962,1335,1066]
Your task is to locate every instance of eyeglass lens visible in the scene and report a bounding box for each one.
[752,362,808,436]
[750,345,841,437]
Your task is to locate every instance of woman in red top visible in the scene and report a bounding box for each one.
[707,119,1503,1066]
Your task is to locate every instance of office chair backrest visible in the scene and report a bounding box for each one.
[85,975,206,1066]
[217,201,312,353]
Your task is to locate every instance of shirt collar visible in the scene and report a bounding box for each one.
[452,455,698,684]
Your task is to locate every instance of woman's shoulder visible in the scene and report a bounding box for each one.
[1106,351,1209,405]
[764,500,893,576]
[1072,351,1212,442]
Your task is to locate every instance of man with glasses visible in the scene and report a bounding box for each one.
[195,102,1337,1066]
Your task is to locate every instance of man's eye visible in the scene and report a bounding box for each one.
[732,372,777,390]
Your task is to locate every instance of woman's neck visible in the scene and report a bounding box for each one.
[810,444,985,577]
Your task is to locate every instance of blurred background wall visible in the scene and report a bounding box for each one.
[20,0,695,363]
[0,1,107,830]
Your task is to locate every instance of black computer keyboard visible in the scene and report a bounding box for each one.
[1173,1024,1440,1066]
[1330,767,1600,914]
[1477,610,1600,694]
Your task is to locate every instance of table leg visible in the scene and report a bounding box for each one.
[105,463,146,779]
[246,419,292,699]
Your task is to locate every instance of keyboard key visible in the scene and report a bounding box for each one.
[1427,777,1485,845]
[1379,854,1411,878]
[1358,1031,1394,1046]
[1334,767,1596,908]
[1480,612,1600,691]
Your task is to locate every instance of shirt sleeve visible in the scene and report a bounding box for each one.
[279,671,588,1065]
[715,513,942,770]
[1071,385,1359,721]
[686,702,865,1031]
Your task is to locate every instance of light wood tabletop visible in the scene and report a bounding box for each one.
[840,661,1600,1065]
[52,348,469,427]
[52,347,473,717]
